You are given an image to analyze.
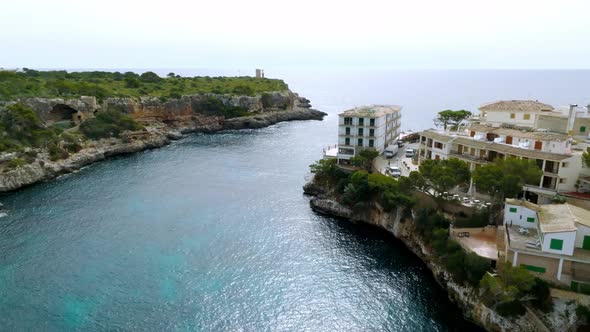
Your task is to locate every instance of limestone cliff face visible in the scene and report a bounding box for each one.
[16,90,304,125]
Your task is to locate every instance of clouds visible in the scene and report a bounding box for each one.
[1,0,589,68]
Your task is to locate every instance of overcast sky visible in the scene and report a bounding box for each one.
[1,0,590,69]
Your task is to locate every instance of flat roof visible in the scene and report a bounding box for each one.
[340,105,402,117]
[570,204,590,228]
[505,198,541,212]
[479,100,554,112]
[538,204,579,233]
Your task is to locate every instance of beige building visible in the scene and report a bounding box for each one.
[502,199,590,291]
[475,100,555,128]
[419,100,590,203]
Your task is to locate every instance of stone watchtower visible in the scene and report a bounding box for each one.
[255,69,265,78]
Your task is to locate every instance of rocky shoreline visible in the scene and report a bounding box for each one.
[303,179,571,332]
[0,102,326,192]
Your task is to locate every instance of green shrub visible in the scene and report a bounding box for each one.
[79,110,142,139]
[232,85,254,96]
[464,252,490,285]
[48,144,69,161]
[7,158,27,168]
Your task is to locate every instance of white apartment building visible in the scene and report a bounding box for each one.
[502,199,590,289]
[336,105,401,165]
[476,100,555,128]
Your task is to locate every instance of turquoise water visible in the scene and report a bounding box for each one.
[3,69,590,331]
[0,126,477,331]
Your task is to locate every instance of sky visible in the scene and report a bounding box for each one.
[1,0,590,69]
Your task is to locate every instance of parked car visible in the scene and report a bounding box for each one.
[387,166,402,178]
[405,149,414,158]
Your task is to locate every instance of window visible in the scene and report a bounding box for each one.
[521,264,546,273]
[523,114,531,120]
[358,128,363,136]
[510,113,515,119]
[527,217,535,223]
[434,142,443,149]
[369,139,374,147]
[509,207,517,213]
[549,239,564,251]
[369,118,375,126]
[357,138,363,146]
[345,137,350,145]
[369,129,374,137]
[345,127,350,135]
[560,178,566,184]
[358,118,364,126]
[562,162,569,168]
[344,117,352,125]
[581,126,587,133]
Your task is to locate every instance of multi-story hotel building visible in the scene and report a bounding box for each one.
[336,105,401,165]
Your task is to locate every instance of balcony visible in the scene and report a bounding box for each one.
[449,150,488,162]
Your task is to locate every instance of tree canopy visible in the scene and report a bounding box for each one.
[350,148,379,172]
[419,158,471,195]
[433,109,472,131]
[472,158,542,200]
[583,147,590,168]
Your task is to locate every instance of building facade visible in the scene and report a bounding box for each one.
[475,100,555,128]
[502,199,590,291]
[337,105,401,165]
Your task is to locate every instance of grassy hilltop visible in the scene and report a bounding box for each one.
[0,69,289,101]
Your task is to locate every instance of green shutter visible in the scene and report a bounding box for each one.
[583,236,590,250]
[521,264,546,273]
[527,217,535,223]
[550,239,564,250]
[581,126,586,133]
[571,281,579,291]
[509,207,517,213]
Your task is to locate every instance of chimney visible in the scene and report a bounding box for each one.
[566,104,577,134]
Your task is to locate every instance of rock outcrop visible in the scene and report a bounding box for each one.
[224,108,326,129]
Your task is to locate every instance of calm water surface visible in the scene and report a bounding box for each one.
[3,69,590,331]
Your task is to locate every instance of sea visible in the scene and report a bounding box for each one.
[1,68,589,331]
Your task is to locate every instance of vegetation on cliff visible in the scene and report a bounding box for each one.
[79,110,143,139]
[309,157,415,212]
[0,69,288,101]
[308,154,554,321]
[0,104,82,161]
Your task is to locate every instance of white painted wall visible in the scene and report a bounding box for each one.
[338,113,400,157]
[504,204,538,229]
[541,231,576,256]
[557,154,585,193]
[575,223,590,249]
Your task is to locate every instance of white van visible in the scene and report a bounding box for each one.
[384,144,399,158]
[405,149,414,158]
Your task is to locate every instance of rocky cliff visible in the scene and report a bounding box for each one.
[0,90,326,192]
[16,90,308,124]
[303,178,569,332]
